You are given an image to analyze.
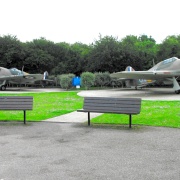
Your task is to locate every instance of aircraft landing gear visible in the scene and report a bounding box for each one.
[173,77,180,94]
[175,90,180,94]
[0,80,7,91]
[0,85,6,91]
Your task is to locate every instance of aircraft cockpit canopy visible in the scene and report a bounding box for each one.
[162,57,178,65]
[10,68,23,75]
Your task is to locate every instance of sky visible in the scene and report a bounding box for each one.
[0,0,180,44]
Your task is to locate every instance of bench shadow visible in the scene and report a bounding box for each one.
[0,121,33,126]
[74,122,150,132]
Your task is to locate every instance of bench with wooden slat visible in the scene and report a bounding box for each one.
[0,96,33,124]
[77,97,141,128]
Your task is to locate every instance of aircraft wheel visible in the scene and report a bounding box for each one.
[175,90,180,94]
[1,85,6,91]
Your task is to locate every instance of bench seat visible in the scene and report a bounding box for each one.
[0,96,33,124]
[77,97,141,128]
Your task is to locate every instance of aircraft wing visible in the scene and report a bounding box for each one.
[111,70,180,80]
[0,75,23,81]
[23,74,43,80]
[0,74,43,81]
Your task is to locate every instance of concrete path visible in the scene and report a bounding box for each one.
[43,112,102,123]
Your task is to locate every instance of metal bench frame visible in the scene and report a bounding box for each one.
[77,97,141,128]
[0,96,33,124]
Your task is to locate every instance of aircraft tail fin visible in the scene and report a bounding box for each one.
[125,66,135,72]
[43,71,49,80]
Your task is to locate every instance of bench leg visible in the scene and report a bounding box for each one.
[88,112,90,126]
[129,114,132,128]
[24,110,26,124]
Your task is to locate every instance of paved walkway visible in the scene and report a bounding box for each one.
[43,111,102,123]
[0,122,179,180]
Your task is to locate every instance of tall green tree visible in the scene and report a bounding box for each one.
[121,35,157,70]
[0,35,26,68]
[135,35,158,70]
[157,35,180,61]
[70,42,92,73]
[121,35,140,70]
[24,46,54,73]
[87,35,122,72]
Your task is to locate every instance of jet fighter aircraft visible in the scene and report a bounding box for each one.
[0,67,45,90]
[111,57,180,94]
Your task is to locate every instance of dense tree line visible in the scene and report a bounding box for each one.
[0,34,180,75]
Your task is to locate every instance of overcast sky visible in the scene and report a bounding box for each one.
[0,0,179,44]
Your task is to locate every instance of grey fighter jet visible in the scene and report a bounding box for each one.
[0,67,46,90]
[111,57,180,94]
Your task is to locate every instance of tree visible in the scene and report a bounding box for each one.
[87,35,123,72]
[121,35,140,70]
[70,42,93,74]
[26,38,68,73]
[0,35,26,68]
[157,35,180,61]
[135,35,158,70]
[24,47,54,73]
[121,35,158,70]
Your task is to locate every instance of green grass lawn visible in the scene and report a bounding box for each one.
[0,92,83,121]
[92,101,180,128]
[0,92,179,128]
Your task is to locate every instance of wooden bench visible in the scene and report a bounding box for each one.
[77,97,141,128]
[0,96,33,124]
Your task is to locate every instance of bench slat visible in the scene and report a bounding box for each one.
[0,106,33,109]
[84,97,141,101]
[0,102,33,105]
[84,98,141,104]
[84,103,141,108]
[82,108,140,114]
[77,109,139,114]
[84,101,141,105]
[0,97,33,99]
[84,105,140,108]
[84,98,141,102]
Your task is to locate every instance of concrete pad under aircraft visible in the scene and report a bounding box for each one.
[0,87,179,100]
[78,88,180,100]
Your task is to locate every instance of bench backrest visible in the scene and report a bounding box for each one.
[83,97,141,114]
[0,96,33,110]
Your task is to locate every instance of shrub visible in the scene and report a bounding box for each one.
[94,72,111,87]
[111,77,123,88]
[81,72,95,89]
[94,72,103,87]
[59,74,75,90]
